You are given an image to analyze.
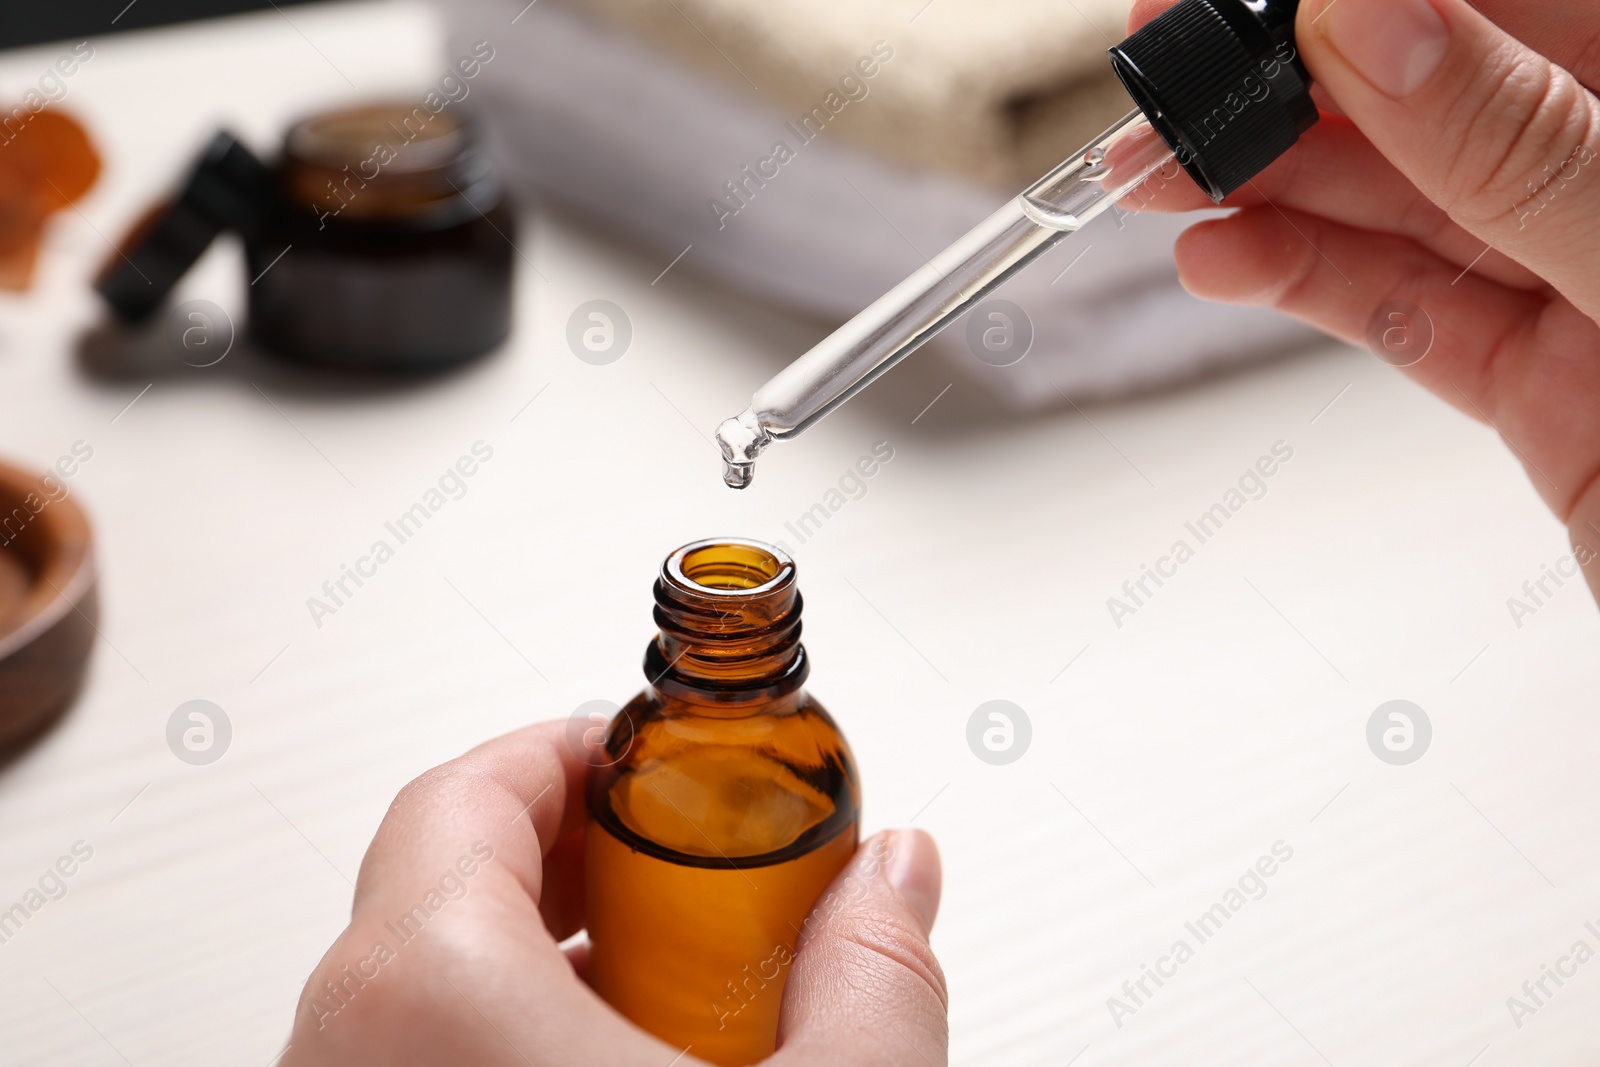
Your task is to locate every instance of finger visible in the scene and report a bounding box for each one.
[1310,84,1346,119]
[352,720,594,928]
[1126,119,1544,289]
[1571,482,1600,607]
[1127,0,1176,34]
[1299,0,1600,320]
[286,724,694,1067]
[1451,2,1600,90]
[1175,205,1600,518]
[771,830,947,1067]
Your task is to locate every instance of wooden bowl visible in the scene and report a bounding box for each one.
[0,460,96,757]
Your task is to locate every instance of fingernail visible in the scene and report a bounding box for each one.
[884,829,941,932]
[1314,0,1449,97]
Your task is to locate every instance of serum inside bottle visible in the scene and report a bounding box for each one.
[585,539,860,1066]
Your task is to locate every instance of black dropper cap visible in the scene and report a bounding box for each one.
[94,131,274,322]
[1109,0,1317,202]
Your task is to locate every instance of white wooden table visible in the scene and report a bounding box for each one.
[1,4,1597,1064]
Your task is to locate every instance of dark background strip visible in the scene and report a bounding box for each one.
[1,1,329,52]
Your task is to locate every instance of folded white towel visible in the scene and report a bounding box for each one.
[526,0,1138,188]
[441,0,1314,405]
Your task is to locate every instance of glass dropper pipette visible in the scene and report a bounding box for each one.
[715,111,1174,488]
[714,0,1318,488]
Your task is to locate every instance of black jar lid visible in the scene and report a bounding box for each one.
[94,131,273,322]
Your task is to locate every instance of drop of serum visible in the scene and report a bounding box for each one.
[715,408,769,490]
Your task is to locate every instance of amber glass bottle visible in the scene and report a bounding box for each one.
[586,539,860,1066]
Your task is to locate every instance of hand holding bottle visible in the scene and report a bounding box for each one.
[280,720,947,1066]
[1130,0,1600,603]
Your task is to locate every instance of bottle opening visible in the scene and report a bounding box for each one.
[669,539,792,595]
[651,539,806,698]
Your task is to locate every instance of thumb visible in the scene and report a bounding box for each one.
[770,830,948,1067]
[1299,0,1600,319]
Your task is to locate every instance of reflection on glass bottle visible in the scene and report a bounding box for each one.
[585,538,860,1066]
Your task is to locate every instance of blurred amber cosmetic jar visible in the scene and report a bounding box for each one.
[97,102,514,371]
[254,104,513,368]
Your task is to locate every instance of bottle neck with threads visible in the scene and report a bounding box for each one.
[589,535,856,867]
[644,539,808,706]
